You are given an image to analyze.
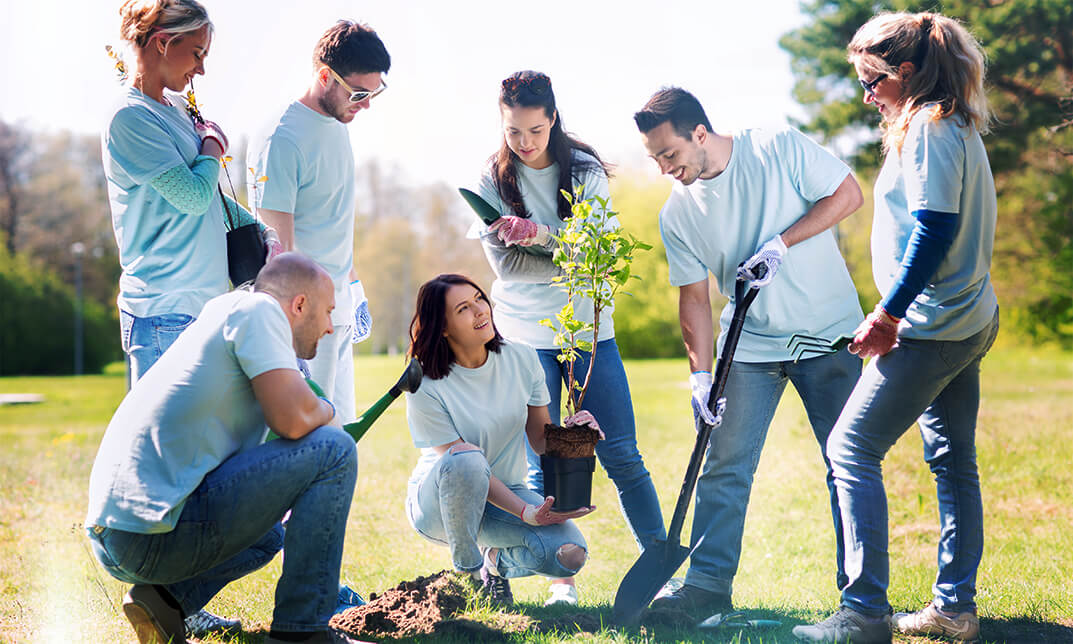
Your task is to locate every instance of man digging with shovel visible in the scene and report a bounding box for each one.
[632,87,865,619]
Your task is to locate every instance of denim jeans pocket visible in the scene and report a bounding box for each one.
[938,311,1000,370]
[152,314,195,355]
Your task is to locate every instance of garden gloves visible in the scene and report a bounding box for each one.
[849,305,900,358]
[690,371,726,428]
[489,216,552,247]
[194,120,228,155]
[521,496,595,526]
[739,234,787,287]
[350,280,372,344]
[563,410,606,439]
[262,227,284,262]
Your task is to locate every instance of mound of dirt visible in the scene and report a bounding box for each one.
[330,570,470,639]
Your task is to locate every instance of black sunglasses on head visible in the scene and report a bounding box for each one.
[502,74,550,95]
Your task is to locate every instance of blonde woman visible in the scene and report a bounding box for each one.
[794,12,999,644]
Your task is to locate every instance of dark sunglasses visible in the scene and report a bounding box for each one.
[859,75,884,97]
[502,74,550,95]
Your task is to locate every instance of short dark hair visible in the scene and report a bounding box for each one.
[408,274,503,380]
[633,87,712,140]
[313,20,390,76]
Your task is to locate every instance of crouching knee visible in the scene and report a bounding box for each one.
[555,543,588,573]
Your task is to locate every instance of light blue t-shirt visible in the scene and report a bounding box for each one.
[405,340,551,488]
[86,290,299,534]
[248,101,357,325]
[469,151,616,348]
[102,87,229,318]
[872,107,997,340]
[659,127,863,362]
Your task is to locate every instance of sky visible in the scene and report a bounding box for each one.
[0,0,810,189]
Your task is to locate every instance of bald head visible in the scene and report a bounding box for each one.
[255,252,332,301]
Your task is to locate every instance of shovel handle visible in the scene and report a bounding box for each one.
[666,275,761,545]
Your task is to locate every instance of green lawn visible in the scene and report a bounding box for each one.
[0,347,1070,643]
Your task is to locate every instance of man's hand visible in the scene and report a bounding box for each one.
[739,234,787,287]
[350,280,372,344]
[849,305,900,358]
[521,496,596,525]
[689,371,720,425]
[489,216,551,247]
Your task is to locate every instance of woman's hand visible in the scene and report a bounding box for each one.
[262,227,284,262]
[521,496,596,525]
[489,216,551,247]
[195,120,229,158]
[563,410,605,440]
[849,306,900,358]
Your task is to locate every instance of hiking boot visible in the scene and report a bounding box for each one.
[792,606,891,643]
[648,582,732,615]
[264,628,372,643]
[184,608,241,638]
[894,602,979,642]
[544,582,579,606]
[123,585,189,644]
[479,566,514,607]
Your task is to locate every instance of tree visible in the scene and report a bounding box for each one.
[780,0,1073,344]
[0,120,30,255]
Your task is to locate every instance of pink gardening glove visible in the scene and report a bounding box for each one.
[521,496,596,525]
[262,227,284,262]
[488,216,550,247]
[849,305,900,359]
[564,410,606,440]
[195,119,229,156]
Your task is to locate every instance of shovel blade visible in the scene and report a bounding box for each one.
[612,539,691,626]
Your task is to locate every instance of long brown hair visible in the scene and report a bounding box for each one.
[408,274,503,380]
[848,12,992,153]
[491,70,612,221]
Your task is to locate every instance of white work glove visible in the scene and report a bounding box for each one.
[738,234,787,287]
[521,496,595,526]
[350,280,372,344]
[689,371,726,428]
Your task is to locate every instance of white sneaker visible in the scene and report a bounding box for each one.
[544,582,578,606]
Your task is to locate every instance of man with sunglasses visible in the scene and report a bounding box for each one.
[249,20,390,428]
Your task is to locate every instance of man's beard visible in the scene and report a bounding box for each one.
[317,93,348,123]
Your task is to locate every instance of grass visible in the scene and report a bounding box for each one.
[0,347,1070,643]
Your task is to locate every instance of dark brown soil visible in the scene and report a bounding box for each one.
[544,423,600,458]
[330,570,606,641]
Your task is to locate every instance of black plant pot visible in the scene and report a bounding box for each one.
[227,223,267,286]
[541,454,596,512]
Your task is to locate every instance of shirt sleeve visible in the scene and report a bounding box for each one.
[778,127,850,203]
[406,386,462,448]
[107,105,188,185]
[148,156,221,216]
[522,344,552,407]
[660,196,708,287]
[902,111,964,213]
[252,134,302,214]
[225,295,300,379]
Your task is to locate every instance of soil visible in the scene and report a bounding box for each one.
[330,570,606,641]
[544,423,600,458]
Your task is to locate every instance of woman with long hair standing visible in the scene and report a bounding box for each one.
[469,71,665,605]
[794,12,999,644]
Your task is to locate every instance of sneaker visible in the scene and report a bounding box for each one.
[122,585,189,644]
[264,628,372,643]
[334,584,366,616]
[792,606,892,643]
[894,602,979,642]
[184,608,241,638]
[648,583,732,615]
[544,582,579,606]
[478,566,514,607]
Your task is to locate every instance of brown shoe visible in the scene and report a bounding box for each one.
[122,585,189,644]
[894,602,979,642]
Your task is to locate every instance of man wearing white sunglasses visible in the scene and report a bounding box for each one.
[249,20,390,426]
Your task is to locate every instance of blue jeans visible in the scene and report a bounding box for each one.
[828,309,1000,616]
[686,348,860,596]
[87,426,357,632]
[120,310,195,385]
[406,448,587,579]
[532,338,666,551]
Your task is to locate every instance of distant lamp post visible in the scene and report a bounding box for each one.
[71,242,85,376]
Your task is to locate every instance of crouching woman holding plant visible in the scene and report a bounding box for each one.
[403,274,596,606]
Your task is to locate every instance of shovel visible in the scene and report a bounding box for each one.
[613,271,763,626]
[298,357,423,443]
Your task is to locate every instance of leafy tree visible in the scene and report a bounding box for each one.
[780,0,1073,344]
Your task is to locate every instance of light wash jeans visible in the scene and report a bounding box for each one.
[532,338,666,551]
[120,310,196,385]
[828,309,1000,617]
[406,448,587,579]
[686,348,860,596]
[87,426,357,632]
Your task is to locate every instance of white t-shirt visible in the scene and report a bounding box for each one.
[469,151,616,348]
[248,101,357,325]
[659,127,863,362]
[405,340,551,488]
[86,290,299,533]
[872,107,997,340]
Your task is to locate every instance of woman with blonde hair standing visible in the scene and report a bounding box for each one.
[794,12,999,644]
